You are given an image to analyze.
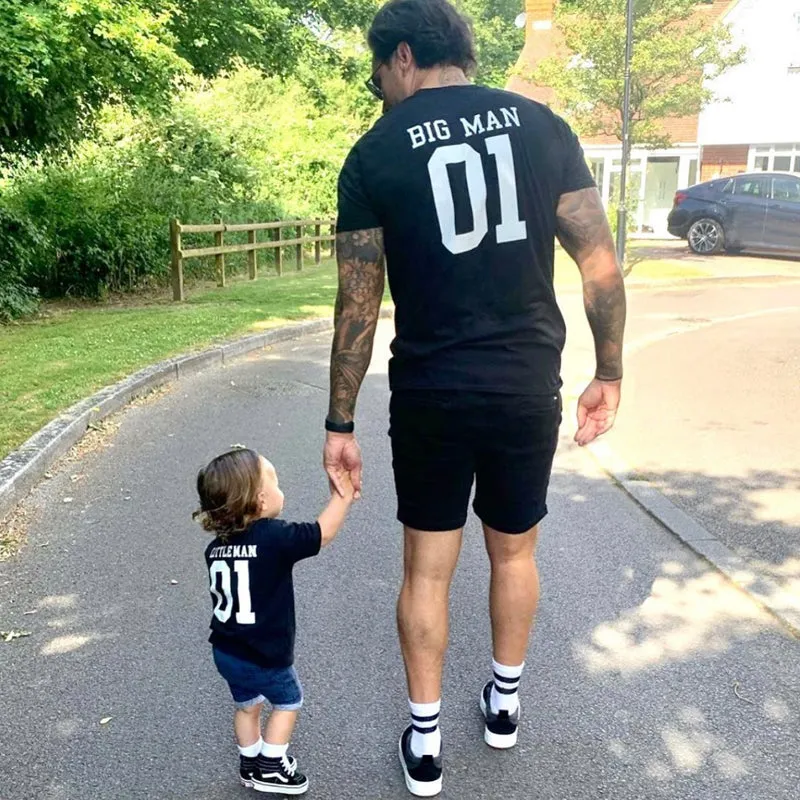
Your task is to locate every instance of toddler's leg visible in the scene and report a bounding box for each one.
[263,709,297,748]
[253,710,308,793]
[234,703,264,749]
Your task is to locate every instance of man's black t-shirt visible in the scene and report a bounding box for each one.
[337,85,595,396]
[204,519,321,668]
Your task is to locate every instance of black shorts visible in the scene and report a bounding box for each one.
[389,391,562,534]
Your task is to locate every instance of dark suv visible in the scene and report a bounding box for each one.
[668,172,800,255]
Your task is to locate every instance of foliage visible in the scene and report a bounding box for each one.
[146,0,380,78]
[532,0,746,146]
[0,206,41,322]
[0,66,371,299]
[0,0,187,154]
[455,0,525,87]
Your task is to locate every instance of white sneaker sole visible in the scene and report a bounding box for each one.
[244,778,309,795]
[398,736,443,797]
[480,690,520,750]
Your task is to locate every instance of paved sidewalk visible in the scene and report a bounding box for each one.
[0,323,797,800]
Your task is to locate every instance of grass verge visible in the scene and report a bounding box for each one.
[0,262,344,460]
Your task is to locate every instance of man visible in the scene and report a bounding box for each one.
[324,0,626,796]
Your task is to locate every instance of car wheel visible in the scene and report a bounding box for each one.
[688,219,725,255]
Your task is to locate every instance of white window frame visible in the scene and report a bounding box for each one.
[748,143,800,174]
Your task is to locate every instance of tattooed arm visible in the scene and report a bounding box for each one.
[556,187,627,445]
[556,187,626,382]
[328,227,386,424]
[324,227,385,496]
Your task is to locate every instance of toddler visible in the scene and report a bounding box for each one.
[195,447,354,794]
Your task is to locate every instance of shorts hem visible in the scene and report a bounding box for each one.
[233,695,266,710]
[476,506,548,535]
[397,512,469,533]
[272,699,304,712]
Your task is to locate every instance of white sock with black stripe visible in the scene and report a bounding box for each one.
[491,660,523,714]
[409,699,442,758]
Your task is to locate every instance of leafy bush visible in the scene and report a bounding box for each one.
[0,206,41,322]
[0,66,372,299]
[2,101,280,297]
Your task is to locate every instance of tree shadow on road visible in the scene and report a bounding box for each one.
[632,467,800,590]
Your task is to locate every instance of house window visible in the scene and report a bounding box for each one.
[587,158,605,189]
[749,144,800,173]
[688,158,699,186]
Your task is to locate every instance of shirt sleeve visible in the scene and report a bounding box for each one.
[337,144,382,233]
[557,118,596,196]
[273,521,322,564]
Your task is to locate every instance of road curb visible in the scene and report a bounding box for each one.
[0,312,392,527]
[588,440,800,638]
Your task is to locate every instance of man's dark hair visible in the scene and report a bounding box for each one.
[368,0,477,75]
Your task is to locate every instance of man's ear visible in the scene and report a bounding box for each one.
[395,41,414,72]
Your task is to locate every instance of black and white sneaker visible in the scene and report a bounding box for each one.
[480,680,519,749]
[249,754,309,795]
[398,725,443,797]
[240,755,261,789]
[240,755,300,792]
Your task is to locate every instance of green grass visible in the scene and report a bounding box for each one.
[0,262,344,459]
[553,246,708,288]
[0,248,710,461]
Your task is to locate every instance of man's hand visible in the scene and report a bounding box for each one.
[575,379,622,447]
[323,432,363,499]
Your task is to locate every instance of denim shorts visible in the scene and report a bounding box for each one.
[212,647,304,712]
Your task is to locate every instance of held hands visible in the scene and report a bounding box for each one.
[575,378,622,447]
[323,431,363,500]
[336,470,357,504]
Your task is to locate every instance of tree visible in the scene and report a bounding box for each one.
[531,0,745,147]
[148,0,381,79]
[0,1,187,154]
[0,0,381,155]
[456,0,525,88]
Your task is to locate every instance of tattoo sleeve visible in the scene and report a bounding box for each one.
[328,228,386,424]
[556,187,627,381]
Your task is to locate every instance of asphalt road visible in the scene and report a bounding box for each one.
[603,282,800,597]
[1,304,799,800]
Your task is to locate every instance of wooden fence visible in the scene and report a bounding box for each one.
[169,218,336,301]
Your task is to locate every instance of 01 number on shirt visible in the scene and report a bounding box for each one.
[428,133,528,255]
[209,560,256,625]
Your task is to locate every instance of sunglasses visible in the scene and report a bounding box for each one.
[365,66,384,101]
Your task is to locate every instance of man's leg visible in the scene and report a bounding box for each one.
[390,391,473,795]
[484,524,540,667]
[397,526,464,705]
[477,524,539,749]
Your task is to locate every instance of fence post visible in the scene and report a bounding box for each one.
[215,217,225,287]
[276,226,283,276]
[330,223,336,259]
[296,223,303,271]
[248,228,258,280]
[170,218,184,302]
[314,222,321,265]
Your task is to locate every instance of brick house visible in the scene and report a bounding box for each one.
[508,0,800,235]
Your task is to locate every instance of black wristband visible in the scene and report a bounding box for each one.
[325,418,355,434]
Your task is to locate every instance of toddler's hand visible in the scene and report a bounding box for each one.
[335,470,356,503]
